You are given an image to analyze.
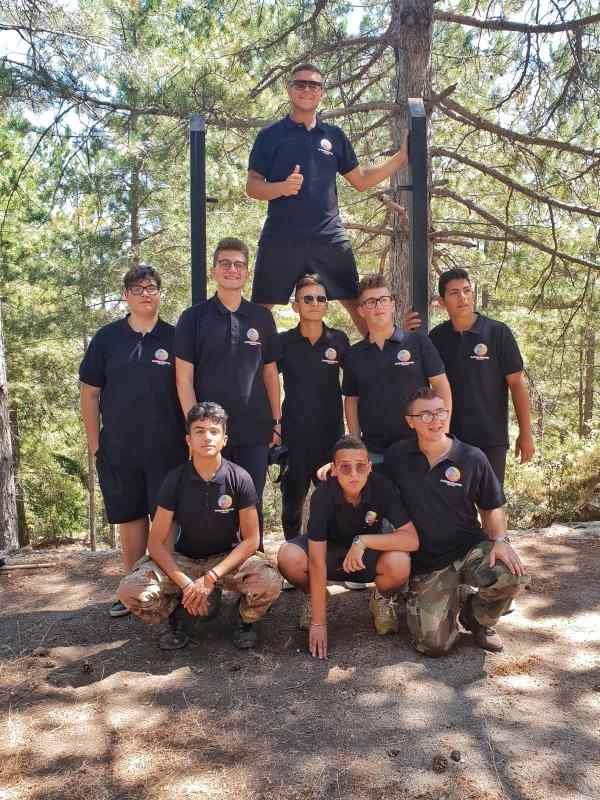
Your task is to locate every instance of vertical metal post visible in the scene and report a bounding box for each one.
[407,98,428,330]
[190,114,207,305]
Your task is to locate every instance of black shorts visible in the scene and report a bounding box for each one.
[251,239,359,304]
[95,454,173,524]
[287,534,381,583]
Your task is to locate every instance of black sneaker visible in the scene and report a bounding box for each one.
[109,600,131,618]
[159,603,194,650]
[230,600,259,649]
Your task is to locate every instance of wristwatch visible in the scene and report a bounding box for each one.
[493,535,510,544]
[352,535,366,550]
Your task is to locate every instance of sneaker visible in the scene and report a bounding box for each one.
[458,602,503,653]
[344,581,368,590]
[299,590,331,631]
[109,600,131,618]
[159,603,193,650]
[282,578,295,590]
[369,591,399,635]
[231,618,259,649]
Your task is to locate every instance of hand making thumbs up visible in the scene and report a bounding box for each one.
[282,164,304,196]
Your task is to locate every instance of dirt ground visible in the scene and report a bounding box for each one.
[1,525,599,800]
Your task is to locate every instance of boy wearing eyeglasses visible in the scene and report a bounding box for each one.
[277,274,350,541]
[342,274,452,463]
[277,435,419,659]
[174,237,282,546]
[80,264,187,618]
[246,63,409,335]
[382,387,530,656]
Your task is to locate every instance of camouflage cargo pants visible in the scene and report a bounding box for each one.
[118,551,282,626]
[406,540,531,657]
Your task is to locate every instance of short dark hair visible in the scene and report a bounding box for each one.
[290,63,324,81]
[438,268,470,298]
[186,402,228,434]
[212,237,249,268]
[332,434,368,460]
[123,264,161,290]
[358,274,389,297]
[293,273,326,300]
[405,387,444,414]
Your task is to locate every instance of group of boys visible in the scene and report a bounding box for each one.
[79,62,534,657]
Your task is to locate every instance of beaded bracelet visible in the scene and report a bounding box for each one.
[310,622,327,627]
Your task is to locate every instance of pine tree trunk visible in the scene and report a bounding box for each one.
[83,332,97,552]
[9,404,29,546]
[389,0,434,322]
[583,330,595,436]
[0,302,18,551]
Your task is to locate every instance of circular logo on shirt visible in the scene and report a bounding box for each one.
[397,349,411,362]
[320,138,332,151]
[474,343,488,356]
[246,328,260,342]
[154,349,169,361]
[217,494,233,510]
[445,467,461,483]
[365,510,378,526]
[324,347,337,361]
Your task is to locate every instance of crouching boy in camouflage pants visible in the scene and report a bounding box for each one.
[382,388,530,656]
[118,402,281,651]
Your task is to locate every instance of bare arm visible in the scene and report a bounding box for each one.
[80,383,101,455]
[478,505,525,577]
[429,373,453,426]
[246,167,304,201]
[344,396,360,435]
[308,539,328,659]
[175,357,197,417]
[343,522,419,573]
[148,506,192,589]
[506,371,535,463]
[342,130,409,192]
[263,361,282,444]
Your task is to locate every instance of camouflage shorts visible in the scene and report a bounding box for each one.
[118,550,282,625]
[406,540,531,657]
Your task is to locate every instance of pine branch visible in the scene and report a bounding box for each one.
[437,97,600,158]
[434,11,600,34]
[343,222,394,236]
[436,187,600,270]
[431,146,600,218]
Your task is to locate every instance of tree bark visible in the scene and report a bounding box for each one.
[582,330,595,437]
[82,332,97,552]
[9,404,29,546]
[0,301,18,551]
[389,0,434,322]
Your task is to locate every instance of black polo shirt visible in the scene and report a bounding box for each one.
[174,295,282,446]
[381,436,505,574]
[307,473,411,545]
[158,457,258,560]
[429,314,523,448]
[249,115,359,243]
[278,323,350,448]
[79,316,187,469]
[341,327,446,453]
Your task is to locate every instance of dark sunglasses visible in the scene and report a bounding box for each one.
[290,80,324,91]
[301,294,327,305]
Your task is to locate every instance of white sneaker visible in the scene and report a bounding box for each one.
[344,581,368,590]
[282,578,295,590]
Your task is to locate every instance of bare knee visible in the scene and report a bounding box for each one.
[378,551,411,583]
[277,543,308,580]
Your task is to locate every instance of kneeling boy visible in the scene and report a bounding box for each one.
[277,435,418,658]
[118,402,281,651]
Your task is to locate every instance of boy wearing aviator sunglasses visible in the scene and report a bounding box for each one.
[277,435,418,659]
[247,63,409,335]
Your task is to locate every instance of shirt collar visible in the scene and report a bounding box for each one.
[330,474,373,506]
[212,293,250,317]
[408,434,464,464]
[356,325,404,350]
[187,458,227,483]
[282,114,325,132]
[467,313,487,335]
[290,322,329,345]
[119,314,163,338]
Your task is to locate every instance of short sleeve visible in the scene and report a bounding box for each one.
[79,330,107,388]
[337,128,359,175]
[341,352,359,396]
[156,466,181,512]
[306,483,332,542]
[337,332,351,368]
[276,333,286,374]
[261,309,283,365]
[248,128,271,177]
[173,307,196,364]
[420,334,445,378]
[497,324,524,377]
[474,455,506,510]
[234,467,259,510]
[377,475,412,529]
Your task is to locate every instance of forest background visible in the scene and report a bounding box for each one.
[1,0,599,551]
